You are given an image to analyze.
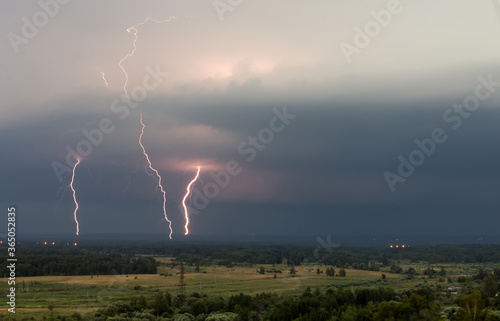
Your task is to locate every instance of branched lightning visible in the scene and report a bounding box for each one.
[138,111,173,239]
[70,159,81,236]
[119,16,176,97]
[121,161,141,193]
[182,166,201,235]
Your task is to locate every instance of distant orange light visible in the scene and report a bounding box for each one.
[44,241,47,245]
[74,242,77,246]
[67,243,69,245]
[396,245,399,248]
[52,242,55,245]
[402,244,405,248]
[390,245,393,248]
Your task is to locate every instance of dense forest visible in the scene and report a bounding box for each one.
[0,248,156,277]
[2,242,500,277]
[80,242,500,265]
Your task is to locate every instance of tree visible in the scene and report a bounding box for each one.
[483,276,498,298]
[423,267,437,277]
[339,268,346,277]
[290,266,296,276]
[341,305,358,321]
[258,267,265,275]
[70,312,83,321]
[406,267,417,275]
[457,290,487,321]
[380,256,389,266]
[474,269,489,280]
[390,264,403,274]
[151,291,171,316]
[205,312,239,321]
[494,268,500,279]
[301,287,312,298]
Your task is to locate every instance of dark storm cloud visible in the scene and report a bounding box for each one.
[2,0,500,237]
[2,80,500,236]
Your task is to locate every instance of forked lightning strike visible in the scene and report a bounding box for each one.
[70,159,81,236]
[182,166,201,235]
[119,16,176,97]
[139,111,173,239]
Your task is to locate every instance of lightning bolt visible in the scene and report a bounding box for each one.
[70,159,81,236]
[101,72,109,87]
[119,16,176,98]
[138,111,173,239]
[182,166,201,235]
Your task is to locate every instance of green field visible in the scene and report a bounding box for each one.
[1,258,490,319]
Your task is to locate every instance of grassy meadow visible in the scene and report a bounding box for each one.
[1,257,493,318]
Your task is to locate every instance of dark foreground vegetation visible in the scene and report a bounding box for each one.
[89,282,500,321]
[1,242,500,320]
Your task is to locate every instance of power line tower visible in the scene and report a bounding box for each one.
[178,261,186,294]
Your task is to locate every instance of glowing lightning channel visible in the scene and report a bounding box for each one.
[182,166,201,235]
[119,16,176,98]
[101,72,109,87]
[70,159,81,236]
[138,111,173,239]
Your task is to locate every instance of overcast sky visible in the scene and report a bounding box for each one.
[1,1,500,240]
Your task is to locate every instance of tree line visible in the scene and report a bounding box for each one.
[0,251,156,277]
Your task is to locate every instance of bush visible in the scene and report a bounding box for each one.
[205,312,239,321]
[390,264,403,274]
[172,313,195,321]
